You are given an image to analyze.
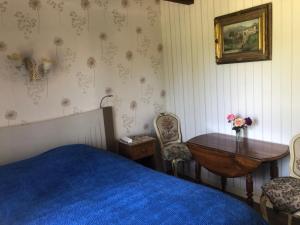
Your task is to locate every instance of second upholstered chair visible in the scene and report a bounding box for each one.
[153,112,191,176]
[260,134,300,225]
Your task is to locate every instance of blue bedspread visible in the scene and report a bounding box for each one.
[0,145,267,225]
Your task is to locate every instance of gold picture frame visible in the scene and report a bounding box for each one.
[214,3,272,64]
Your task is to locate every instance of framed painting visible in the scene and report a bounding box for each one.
[214,3,272,64]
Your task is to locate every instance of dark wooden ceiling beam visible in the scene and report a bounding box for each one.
[163,0,194,5]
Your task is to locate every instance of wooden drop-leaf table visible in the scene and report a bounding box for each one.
[187,133,289,205]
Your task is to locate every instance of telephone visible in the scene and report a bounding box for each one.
[120,136,133,144]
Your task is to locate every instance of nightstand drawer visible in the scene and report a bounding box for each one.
[118,136,156,168]
[130,142,155,160]
[118,139,155,161]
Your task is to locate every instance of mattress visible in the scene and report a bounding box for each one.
[0,144,267,225]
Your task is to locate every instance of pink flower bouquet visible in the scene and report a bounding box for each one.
[227,114,252,132]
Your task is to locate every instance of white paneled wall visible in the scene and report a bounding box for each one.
[161,0,300,201]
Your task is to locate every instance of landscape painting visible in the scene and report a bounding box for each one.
[214,3,272,64]
[223,19,259,54]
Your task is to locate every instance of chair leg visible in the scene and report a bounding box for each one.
[171,159,178,177]
[288,214,293,225]
[260,193,269,222]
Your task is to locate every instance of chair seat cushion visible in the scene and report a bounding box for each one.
[161,143,192,161]
[262,177,300,213]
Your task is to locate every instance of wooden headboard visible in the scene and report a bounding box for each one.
[0,109,111,165]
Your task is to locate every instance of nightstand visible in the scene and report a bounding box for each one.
[118,135,156,168]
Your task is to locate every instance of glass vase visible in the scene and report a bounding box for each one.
[236,129,243,142]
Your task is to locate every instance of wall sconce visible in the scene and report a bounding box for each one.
[100,94,113,109]
[7,53,54,81]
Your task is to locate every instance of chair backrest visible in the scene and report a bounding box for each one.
[153,112,182,148]
[289,134,300,179]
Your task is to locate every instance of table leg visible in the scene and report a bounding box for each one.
[195,162,202,183]
[221,177,227,192]
[246,174,254,206]
[270,161,279,179]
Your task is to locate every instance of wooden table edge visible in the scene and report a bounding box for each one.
[187,142,289,162]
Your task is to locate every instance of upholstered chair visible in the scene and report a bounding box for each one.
[153,112,192,176]
[260,134,300,225]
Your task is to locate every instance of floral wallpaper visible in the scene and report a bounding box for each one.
[0,0,165,137]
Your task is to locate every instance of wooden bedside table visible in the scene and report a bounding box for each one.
[118,136,156,168]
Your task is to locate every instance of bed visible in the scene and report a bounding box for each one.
[0,144,267,225]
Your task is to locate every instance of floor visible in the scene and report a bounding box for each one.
[211,184,300,225]
[178,173,300,225]
[152,160,300,225]
[204,180,300,225]
[252,204,300,225]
